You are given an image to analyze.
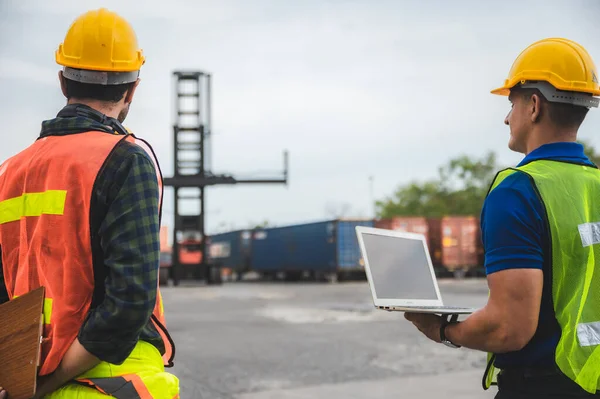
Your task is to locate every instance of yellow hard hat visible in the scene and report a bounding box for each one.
[492,38,600,108]
[55,8,145,85]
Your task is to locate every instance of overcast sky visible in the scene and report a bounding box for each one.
[2,0,600,235]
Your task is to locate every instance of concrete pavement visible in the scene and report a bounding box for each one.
[164,279,493,398]
[237,370,497,399]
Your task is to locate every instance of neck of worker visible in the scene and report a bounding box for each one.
[525,124,579,155]
[67,98,123,121]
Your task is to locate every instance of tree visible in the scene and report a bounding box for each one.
[579,139,600,165]
[376,151,502,218]
[438,151,499,193]
[376,141,600,220]
[252,220,270,229]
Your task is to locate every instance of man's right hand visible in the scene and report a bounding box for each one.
[32,337,101,398]
[0,386,7,399]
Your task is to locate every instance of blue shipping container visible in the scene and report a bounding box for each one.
[206,230,252,272]
[250,219,374,273]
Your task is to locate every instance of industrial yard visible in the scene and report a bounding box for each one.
[164,277,494,398]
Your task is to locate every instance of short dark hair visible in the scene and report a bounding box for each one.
[512,86,589,129]
[64,78,135,103]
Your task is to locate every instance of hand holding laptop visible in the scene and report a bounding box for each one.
[355,226,472,350]
[405,312,444,342]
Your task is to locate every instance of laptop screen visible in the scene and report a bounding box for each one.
[361,232,439,300]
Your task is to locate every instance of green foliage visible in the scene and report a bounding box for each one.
[253,220,270,229]
[375,151,502,218]
[579,139,600,166]
[376,141,600,219]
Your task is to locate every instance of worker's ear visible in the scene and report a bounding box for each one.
[124,78,140,105]
[58,71,68,98]
[530,93,543,123]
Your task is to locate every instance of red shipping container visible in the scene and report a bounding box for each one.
[374,217,429,242]
[427,216,481,273]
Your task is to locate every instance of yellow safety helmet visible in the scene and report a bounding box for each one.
[55,8,145,85]
[492,38,600,108]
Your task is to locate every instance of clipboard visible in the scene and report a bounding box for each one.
[0,286,45,399]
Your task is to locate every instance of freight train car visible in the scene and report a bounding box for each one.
[206,230,252,280]
[250,219,374,282]
[374,217,429,241]
[427,216,481,278]
[375,216,484,278]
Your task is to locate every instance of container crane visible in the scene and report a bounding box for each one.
[163,71,289,285]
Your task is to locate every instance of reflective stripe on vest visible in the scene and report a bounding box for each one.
[0,189,66,326]
[483,161,600,394]
[0,190,67,224]
[75,375,153,398]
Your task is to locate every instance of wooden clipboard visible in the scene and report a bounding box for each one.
[0,286,45,399]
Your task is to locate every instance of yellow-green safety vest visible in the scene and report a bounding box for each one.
[482,159,600,394]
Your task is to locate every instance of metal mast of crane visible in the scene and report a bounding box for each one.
[164,71,289,285]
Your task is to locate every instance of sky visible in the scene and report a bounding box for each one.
[1,0,600,237]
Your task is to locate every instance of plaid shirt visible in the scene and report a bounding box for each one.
[0,105,164,363]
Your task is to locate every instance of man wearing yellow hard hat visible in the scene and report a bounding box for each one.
[405,38,600,397]
[0,8,179,398]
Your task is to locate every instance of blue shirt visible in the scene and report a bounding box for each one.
[481,142,595,369]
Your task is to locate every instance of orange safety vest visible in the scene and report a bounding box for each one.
[0,131,175,378]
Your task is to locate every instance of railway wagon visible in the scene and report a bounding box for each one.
[374,217,429,241]
[206,229,252,280]
[427,216,482,277]
[250,219,374,282]
[375,216,484,277]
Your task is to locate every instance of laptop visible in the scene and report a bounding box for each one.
[355,226,475,315]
